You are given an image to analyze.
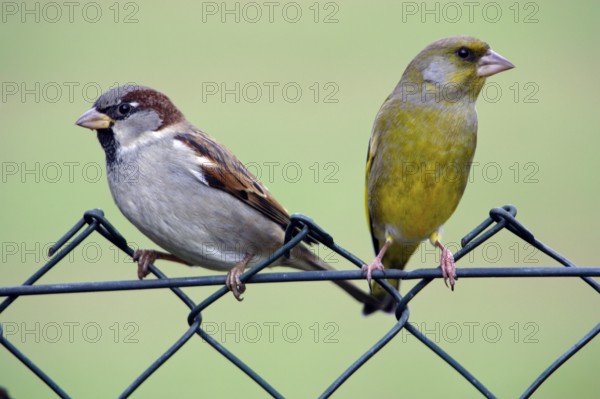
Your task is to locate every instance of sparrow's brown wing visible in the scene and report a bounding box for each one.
[174,132,315,243]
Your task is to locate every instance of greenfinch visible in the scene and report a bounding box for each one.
[363,36,514,314]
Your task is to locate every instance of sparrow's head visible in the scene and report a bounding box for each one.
[76,85,185,149]
[399,36,514,102]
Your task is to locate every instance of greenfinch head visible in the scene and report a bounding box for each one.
[397,36,514,104]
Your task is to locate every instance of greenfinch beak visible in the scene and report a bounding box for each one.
[476,49,515,77]
[75,108,113,130]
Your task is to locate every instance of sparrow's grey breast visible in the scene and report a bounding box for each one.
[106,129,285,271]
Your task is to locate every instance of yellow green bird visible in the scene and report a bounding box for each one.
[363,36,514,314]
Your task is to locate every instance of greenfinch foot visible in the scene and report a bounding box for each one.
[435,241,456,290]
[362,239,391,292]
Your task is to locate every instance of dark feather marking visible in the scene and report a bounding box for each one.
[204,173,225,190]
[97,129,119,167]
[366,137,380,255]
[252,181,265,195]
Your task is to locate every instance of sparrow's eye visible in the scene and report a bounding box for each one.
[456,47,471,59]
[117,103,132,115]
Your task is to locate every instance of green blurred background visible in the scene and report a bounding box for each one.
[1,0,599,397]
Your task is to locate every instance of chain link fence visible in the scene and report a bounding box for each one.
[1,205,599,398]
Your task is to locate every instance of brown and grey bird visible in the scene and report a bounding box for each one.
[76,85,378,306]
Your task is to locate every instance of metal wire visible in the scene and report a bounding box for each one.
[1,205,599,398]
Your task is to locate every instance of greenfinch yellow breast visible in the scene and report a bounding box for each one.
[363,36,514,314]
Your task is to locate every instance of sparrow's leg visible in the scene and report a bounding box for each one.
[435,241,456,290]
[361,238,392,292]
[133,249,188,280]
[226,253,253,301]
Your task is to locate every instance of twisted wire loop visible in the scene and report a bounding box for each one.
[0,205,599,398]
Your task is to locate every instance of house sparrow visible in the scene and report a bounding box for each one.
[363,36,514,313]
[76,85,378,306]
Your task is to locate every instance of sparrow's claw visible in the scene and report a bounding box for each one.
[132,249,188,280]
[133,249,156,280]
[440,247,456,290]
[226,267,246,301]
[225,255,252,301]
[361,259,385,293]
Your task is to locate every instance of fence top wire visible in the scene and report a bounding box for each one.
[1,204,599,398]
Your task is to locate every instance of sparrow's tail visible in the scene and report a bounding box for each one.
[286,245,382,310]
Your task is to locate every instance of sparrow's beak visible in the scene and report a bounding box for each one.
[75,108,113,130]
[476,49,515,77]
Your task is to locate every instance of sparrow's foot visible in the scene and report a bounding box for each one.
[132,249,188,280]
[436,242,456,290]
[225,254,253,301]
[133,249,157,280]
[361,260,385,293]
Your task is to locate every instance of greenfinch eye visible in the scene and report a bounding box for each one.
[456,47,472,60]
